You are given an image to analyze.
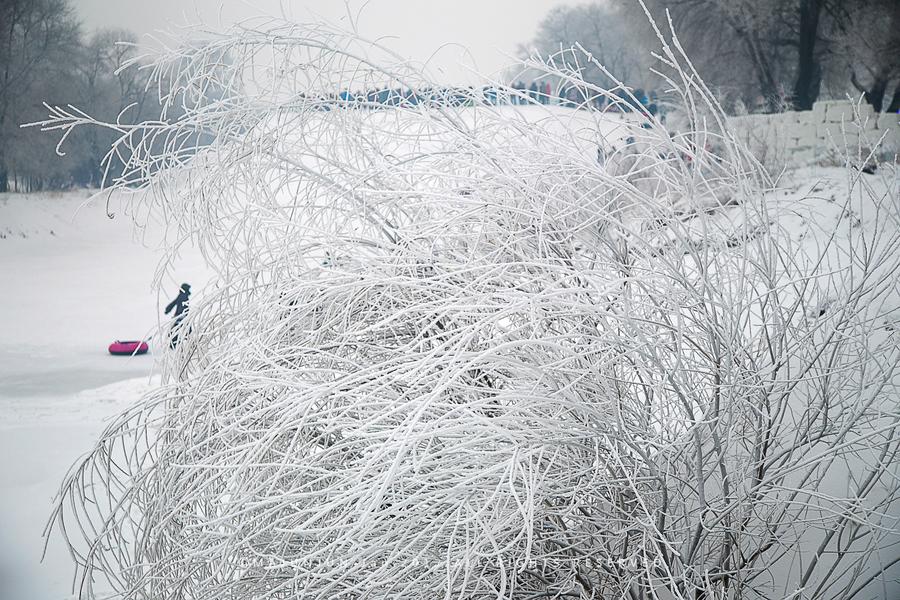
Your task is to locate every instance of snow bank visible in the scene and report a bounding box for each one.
[0,190,205,600]
[728,99,900,168]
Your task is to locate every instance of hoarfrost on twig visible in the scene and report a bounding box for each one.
[33,15,900,600]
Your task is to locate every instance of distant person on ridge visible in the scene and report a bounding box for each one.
[165,283,191,348]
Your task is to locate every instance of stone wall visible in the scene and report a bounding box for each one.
[727,101,900,167]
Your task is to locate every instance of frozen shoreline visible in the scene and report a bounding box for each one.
[0,191,207,599]
[0,377,154,600]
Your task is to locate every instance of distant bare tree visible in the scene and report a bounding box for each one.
[618,0,898,113]
[837,0,900,113]
[73,29,151,186]
[520,4,651,92]
[4,62,85,191]
[623,0,803,111]
[0,0,80,191]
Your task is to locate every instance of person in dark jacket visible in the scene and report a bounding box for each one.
[165,283,191,348]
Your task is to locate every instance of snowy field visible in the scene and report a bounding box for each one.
[2,163,897,598]
[0,104,636,600]
[0,191,208,600]
[1,98,898,597]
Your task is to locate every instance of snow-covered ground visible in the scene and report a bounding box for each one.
[0,105,634,600]
[0,161,897,597]
[0,191,207,600]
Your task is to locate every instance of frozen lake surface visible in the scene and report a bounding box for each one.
[0,191,207,600]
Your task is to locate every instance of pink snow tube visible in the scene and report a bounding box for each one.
[108,340,149,356]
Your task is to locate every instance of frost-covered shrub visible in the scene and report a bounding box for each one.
[39,19,900,600]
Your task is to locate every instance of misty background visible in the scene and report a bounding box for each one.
[1,0,897,193]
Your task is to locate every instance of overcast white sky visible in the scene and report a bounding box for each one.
[74,0,573,83]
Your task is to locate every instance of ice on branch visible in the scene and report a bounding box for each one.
[35,16,900,600]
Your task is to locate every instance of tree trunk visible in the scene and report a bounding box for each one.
[852,69,889,113]
[792,0,823,111]
[858,1,900,113]
[887,80,900,114]
[867,78,888,113]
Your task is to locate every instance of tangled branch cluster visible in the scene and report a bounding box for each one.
[38,16,900,600]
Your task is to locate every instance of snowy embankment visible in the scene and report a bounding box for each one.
[0,107,638,600]
[0,191,207,600]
